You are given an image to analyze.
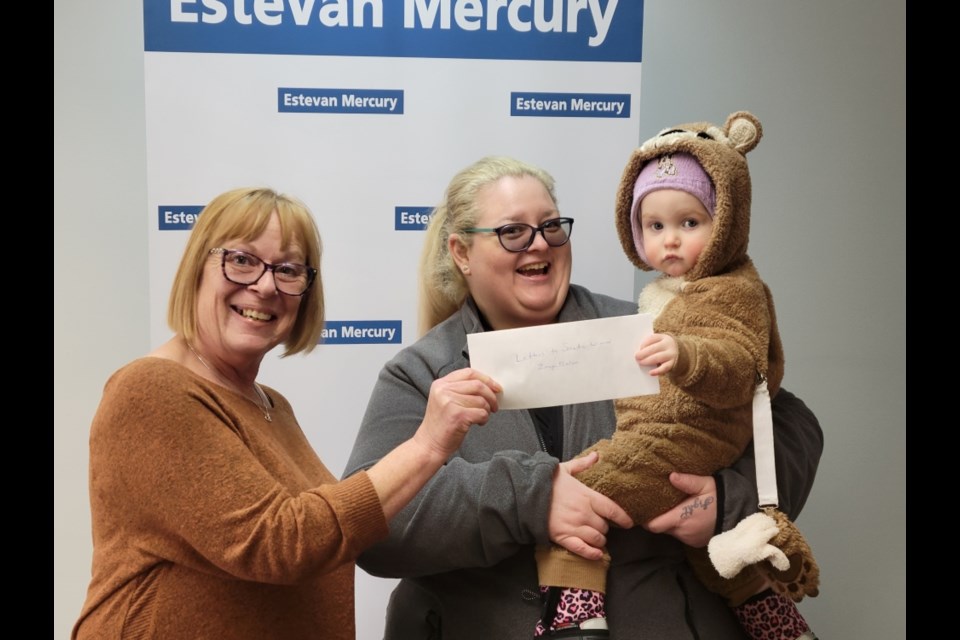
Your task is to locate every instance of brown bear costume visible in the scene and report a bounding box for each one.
[537,112,819,607]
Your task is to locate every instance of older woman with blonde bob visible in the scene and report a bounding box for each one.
[73,187,500,640]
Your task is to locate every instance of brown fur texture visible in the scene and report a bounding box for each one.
[579,111,782,523]
[759,507,820,601]
[550,112,818,604]
[614,111,762,280]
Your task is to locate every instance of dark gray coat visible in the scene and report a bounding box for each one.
[344,285,822,640]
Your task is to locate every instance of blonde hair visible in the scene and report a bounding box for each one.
[167,187,325,356]
[418,157,557,335]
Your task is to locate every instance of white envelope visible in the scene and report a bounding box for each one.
[467,314,659,409]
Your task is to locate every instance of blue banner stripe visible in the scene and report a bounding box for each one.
[144,0,643,62]
[511,91,630,118]
[395,207,434,230]
[278,88,404,113]
[158,205,204,230]
[321,320,402,344]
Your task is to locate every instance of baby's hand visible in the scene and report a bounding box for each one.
[636,333,678,376]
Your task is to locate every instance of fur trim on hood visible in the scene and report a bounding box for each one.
[615,111,762,281]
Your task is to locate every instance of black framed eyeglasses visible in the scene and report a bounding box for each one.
[462,217,574,253]
[210,248,317,296]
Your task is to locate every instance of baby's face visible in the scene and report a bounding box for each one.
[639,189,713,277]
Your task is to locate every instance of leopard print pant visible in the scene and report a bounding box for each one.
[534,587,606,636]
[735,591,815,640]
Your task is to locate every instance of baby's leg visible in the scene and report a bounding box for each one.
[539,416,740,637]
[735,590,818,640]
[533,545,609,637]
[687,547,818,640]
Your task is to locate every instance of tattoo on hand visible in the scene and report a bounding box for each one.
[679,496,715,520]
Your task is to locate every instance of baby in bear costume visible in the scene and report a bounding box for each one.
[534,112,819,640]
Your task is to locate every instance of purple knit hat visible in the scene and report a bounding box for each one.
[630,153,716,265]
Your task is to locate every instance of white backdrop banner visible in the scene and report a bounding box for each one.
[144,1,644,634]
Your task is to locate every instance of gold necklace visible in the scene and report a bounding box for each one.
[186,342,272,422]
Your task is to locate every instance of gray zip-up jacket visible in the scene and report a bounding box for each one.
[344,285,822,640]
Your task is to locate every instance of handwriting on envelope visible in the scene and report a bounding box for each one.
[467,314,659,410]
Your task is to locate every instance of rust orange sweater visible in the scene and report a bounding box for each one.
[73,357,389,639]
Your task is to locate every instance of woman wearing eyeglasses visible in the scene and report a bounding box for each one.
[72,187,501,640]
[344,157,822,639]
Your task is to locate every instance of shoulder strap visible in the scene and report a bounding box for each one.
[753,379,779,508]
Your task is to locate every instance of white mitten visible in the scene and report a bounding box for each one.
[708,512,790,579]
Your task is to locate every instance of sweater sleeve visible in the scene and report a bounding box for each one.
[343,349,558,579]
[89,359,388,586]
[665,271,775,408]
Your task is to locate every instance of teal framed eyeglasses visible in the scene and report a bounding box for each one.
[463,217,574,252]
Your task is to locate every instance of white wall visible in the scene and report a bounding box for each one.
[55,1,149,638]
[636,3,906,637]
[54,1,905,638]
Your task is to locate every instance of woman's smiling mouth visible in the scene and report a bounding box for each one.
[517,262,549,276]
[235,306,274,322]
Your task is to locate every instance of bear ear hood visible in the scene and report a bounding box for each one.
[615,111,762,281]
